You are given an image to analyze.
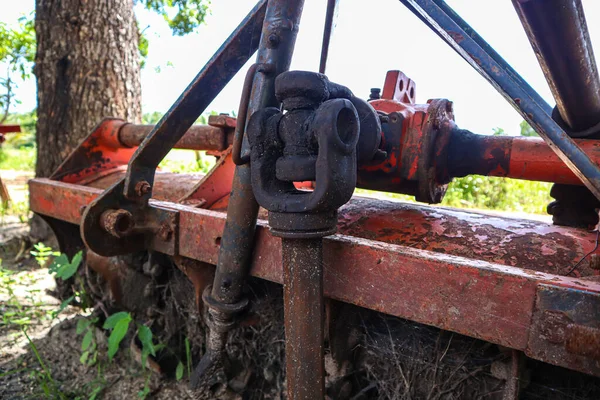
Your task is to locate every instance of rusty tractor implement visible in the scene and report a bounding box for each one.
[28,0,600,398]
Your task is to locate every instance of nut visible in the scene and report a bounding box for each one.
[135,180,151,197]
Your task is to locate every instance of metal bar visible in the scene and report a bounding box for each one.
[28,178,600,376]
[446,129,600,186]
[211,0,305,308]
[319,0,340,74]
[31,177,600,274]
[0,125,21,134]
[119,124,231,151]
[398,0,600,200]
[122,0,267,199]
[282,238,325,399]
[512,0,600,132]
[193,0,307,393]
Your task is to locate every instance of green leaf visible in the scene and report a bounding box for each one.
[103,312,131,330]
[107,318,130,361]
[89,385,103,400]
[76,318,92,335]
[79,350,89,365]
[185,337,191,377]
[53,295,75,319]
[81,330,93,351]
[55,251,83,280]
[137,325,155,356]
[48,254,68,275]
[176,361,184,381]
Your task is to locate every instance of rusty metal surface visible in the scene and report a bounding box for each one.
[119,123,231,151]
[527,284,600,376]
[513,0,600,133]
[180,151,235,208]
[88,171,200,202]
[338,197,598,277]
[31,177,600,277]
[447,129,600,186]
[51,119,136,184]
[28,178,600,374]
[193,1,309,394]
[78,0,267,258]
[282,238,325,399]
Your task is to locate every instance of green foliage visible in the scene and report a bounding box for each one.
[442,176,552,214]
[159,148,214,173]
[137,324,156,368]
[0,16,35,122]
[0,265,54,329]
[520,120,538,137]
[492,127,506,136]
[142,111,163,124]
[176,361,184,380]
[48,251,83,280]
[30,242,60,267]
[102,312,135,361]
[0,147,35,170]
[140,0,211,36]
[77,316,100,368]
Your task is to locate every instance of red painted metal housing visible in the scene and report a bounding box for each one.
[28,105,600,377]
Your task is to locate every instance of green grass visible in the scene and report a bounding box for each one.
[0,148,36,170]
[358,176,552,215]
[442,176,552,214]
[158,149,214,173]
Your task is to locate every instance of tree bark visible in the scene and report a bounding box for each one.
[34,0,142,177]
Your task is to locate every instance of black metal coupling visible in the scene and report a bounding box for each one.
[247,70,380,237]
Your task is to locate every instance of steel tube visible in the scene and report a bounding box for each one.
[446,130,600,186]
[513,0,600,132]
[399,0,600,200]
[211,0,306,306]
[282,238,325,399]
[119,124,231,151]
[319,0,340,74]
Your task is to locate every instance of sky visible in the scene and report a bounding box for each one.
[1,0,600,136]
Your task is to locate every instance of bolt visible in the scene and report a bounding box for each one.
[369,88,381,101]
[267,33,280,48]
[100,209,134,238]
[135,180,151,197]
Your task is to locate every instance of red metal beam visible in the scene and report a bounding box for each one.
[28,178,600,376]
[0,125,21,134]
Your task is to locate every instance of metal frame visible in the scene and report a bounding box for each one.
[27,0,600,392]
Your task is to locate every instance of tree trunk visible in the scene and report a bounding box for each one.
[34,0,142,177]
[33,0,141,240]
